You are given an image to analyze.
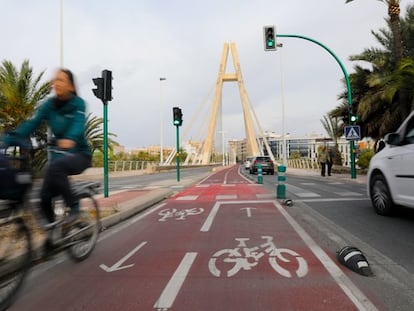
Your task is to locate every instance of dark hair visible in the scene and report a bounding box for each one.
[59,68,78,96]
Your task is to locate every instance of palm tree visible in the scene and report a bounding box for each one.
[336,3,414,140]
[0,60,51,132]
[345,0,402,63]
[85,112,117,154]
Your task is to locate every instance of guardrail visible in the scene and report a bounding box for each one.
[287,158,319,170]
[108,160,156,172]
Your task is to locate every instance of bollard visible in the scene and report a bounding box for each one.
[257,164,263,184]
[276,165,286,199]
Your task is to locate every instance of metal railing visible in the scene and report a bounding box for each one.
[287,158,319,170]
[108,161,156,172]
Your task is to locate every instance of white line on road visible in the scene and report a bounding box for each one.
[154,252,197,310]
[273,200,378,311]
[299,197,369,203]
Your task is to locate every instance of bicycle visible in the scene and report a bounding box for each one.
[0,137,101,311]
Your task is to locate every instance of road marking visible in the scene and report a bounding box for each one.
[200,200,273,232]
[273,200,378,311]
[154,252,197,310]
[241,207,256,217]
[299,198,369,203]
[99,241,147,272]
[200,199,377,310]
[334,191,363,197]
[216,195,237,200]
[295,192,321,198]
[175,195,199,201]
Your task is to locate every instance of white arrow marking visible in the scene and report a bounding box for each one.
[241,207,256,217]
[99,241,147,272]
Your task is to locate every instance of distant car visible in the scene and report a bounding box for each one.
[367,111,414,216]
[249,156,274,175]
[244,157,254,170]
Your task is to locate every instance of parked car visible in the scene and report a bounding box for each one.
[244,157,254,170]
[367,111,414,215]
[249,156,274,175]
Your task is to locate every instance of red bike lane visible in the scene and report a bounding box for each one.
[10,166,382,311]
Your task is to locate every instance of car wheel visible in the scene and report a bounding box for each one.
[370,173,394,216]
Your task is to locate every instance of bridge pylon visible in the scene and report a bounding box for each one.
[197,42,260,164]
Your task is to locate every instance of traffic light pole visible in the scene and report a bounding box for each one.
[277,34,356,179]
[175,125,181,182]
[103,102,109,197]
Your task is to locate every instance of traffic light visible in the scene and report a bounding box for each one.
[349,105,358,124]
[92,77,104,100]
[172,107,183,126]
[350,115,358,123]
[102,70,113,102]
[263,26,276,51]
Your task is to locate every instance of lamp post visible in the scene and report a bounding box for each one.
[60,0,64,67]
[159,77,166,165]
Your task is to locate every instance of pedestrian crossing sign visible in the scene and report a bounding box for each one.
[344,125,361,140]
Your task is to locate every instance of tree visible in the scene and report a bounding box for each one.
[345,0,402,63]
[336,3,414,140]
[85,113,117,154]
[0,60,51,132]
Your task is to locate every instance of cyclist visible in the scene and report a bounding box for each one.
[8,68,92,225]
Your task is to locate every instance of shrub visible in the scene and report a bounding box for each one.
[357,149,375,169]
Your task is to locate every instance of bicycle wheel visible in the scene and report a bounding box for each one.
[0,217,32,311]
[66,194,100,262]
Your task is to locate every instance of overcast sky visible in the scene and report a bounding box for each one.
[1,0,395,150]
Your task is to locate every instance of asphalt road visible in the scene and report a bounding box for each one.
[9,165,414,310]
[241,168,414,310]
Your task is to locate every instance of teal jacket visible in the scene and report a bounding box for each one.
[15,95,91,159]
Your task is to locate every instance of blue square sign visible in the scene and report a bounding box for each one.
[345,126,361,140]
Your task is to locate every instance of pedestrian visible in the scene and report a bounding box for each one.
[318,146,328,177]
[10,68,92,224]
[327,147,334,176]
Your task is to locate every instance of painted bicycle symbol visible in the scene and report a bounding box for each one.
[158,207,204,222]
[208,236,308,278]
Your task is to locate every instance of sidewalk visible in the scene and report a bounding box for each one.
[286,167,367,184]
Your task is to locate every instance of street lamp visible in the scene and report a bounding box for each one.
[160,77,166,165]
[60,0,64,67]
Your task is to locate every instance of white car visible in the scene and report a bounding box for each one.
[367,111,414,215]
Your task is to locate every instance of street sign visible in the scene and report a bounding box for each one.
[345,125,361,140]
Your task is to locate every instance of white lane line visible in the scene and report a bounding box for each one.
[216,195,237,200]
[154,252,197,310]
[273,200,378,311]
[300,198,369,203]
[200,201,221,232]
[334,191,363,197]
[175,195,199,201]
[295,192,321,198]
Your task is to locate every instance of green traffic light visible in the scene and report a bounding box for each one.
[350,115,358,122]
[267,40,274,47]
